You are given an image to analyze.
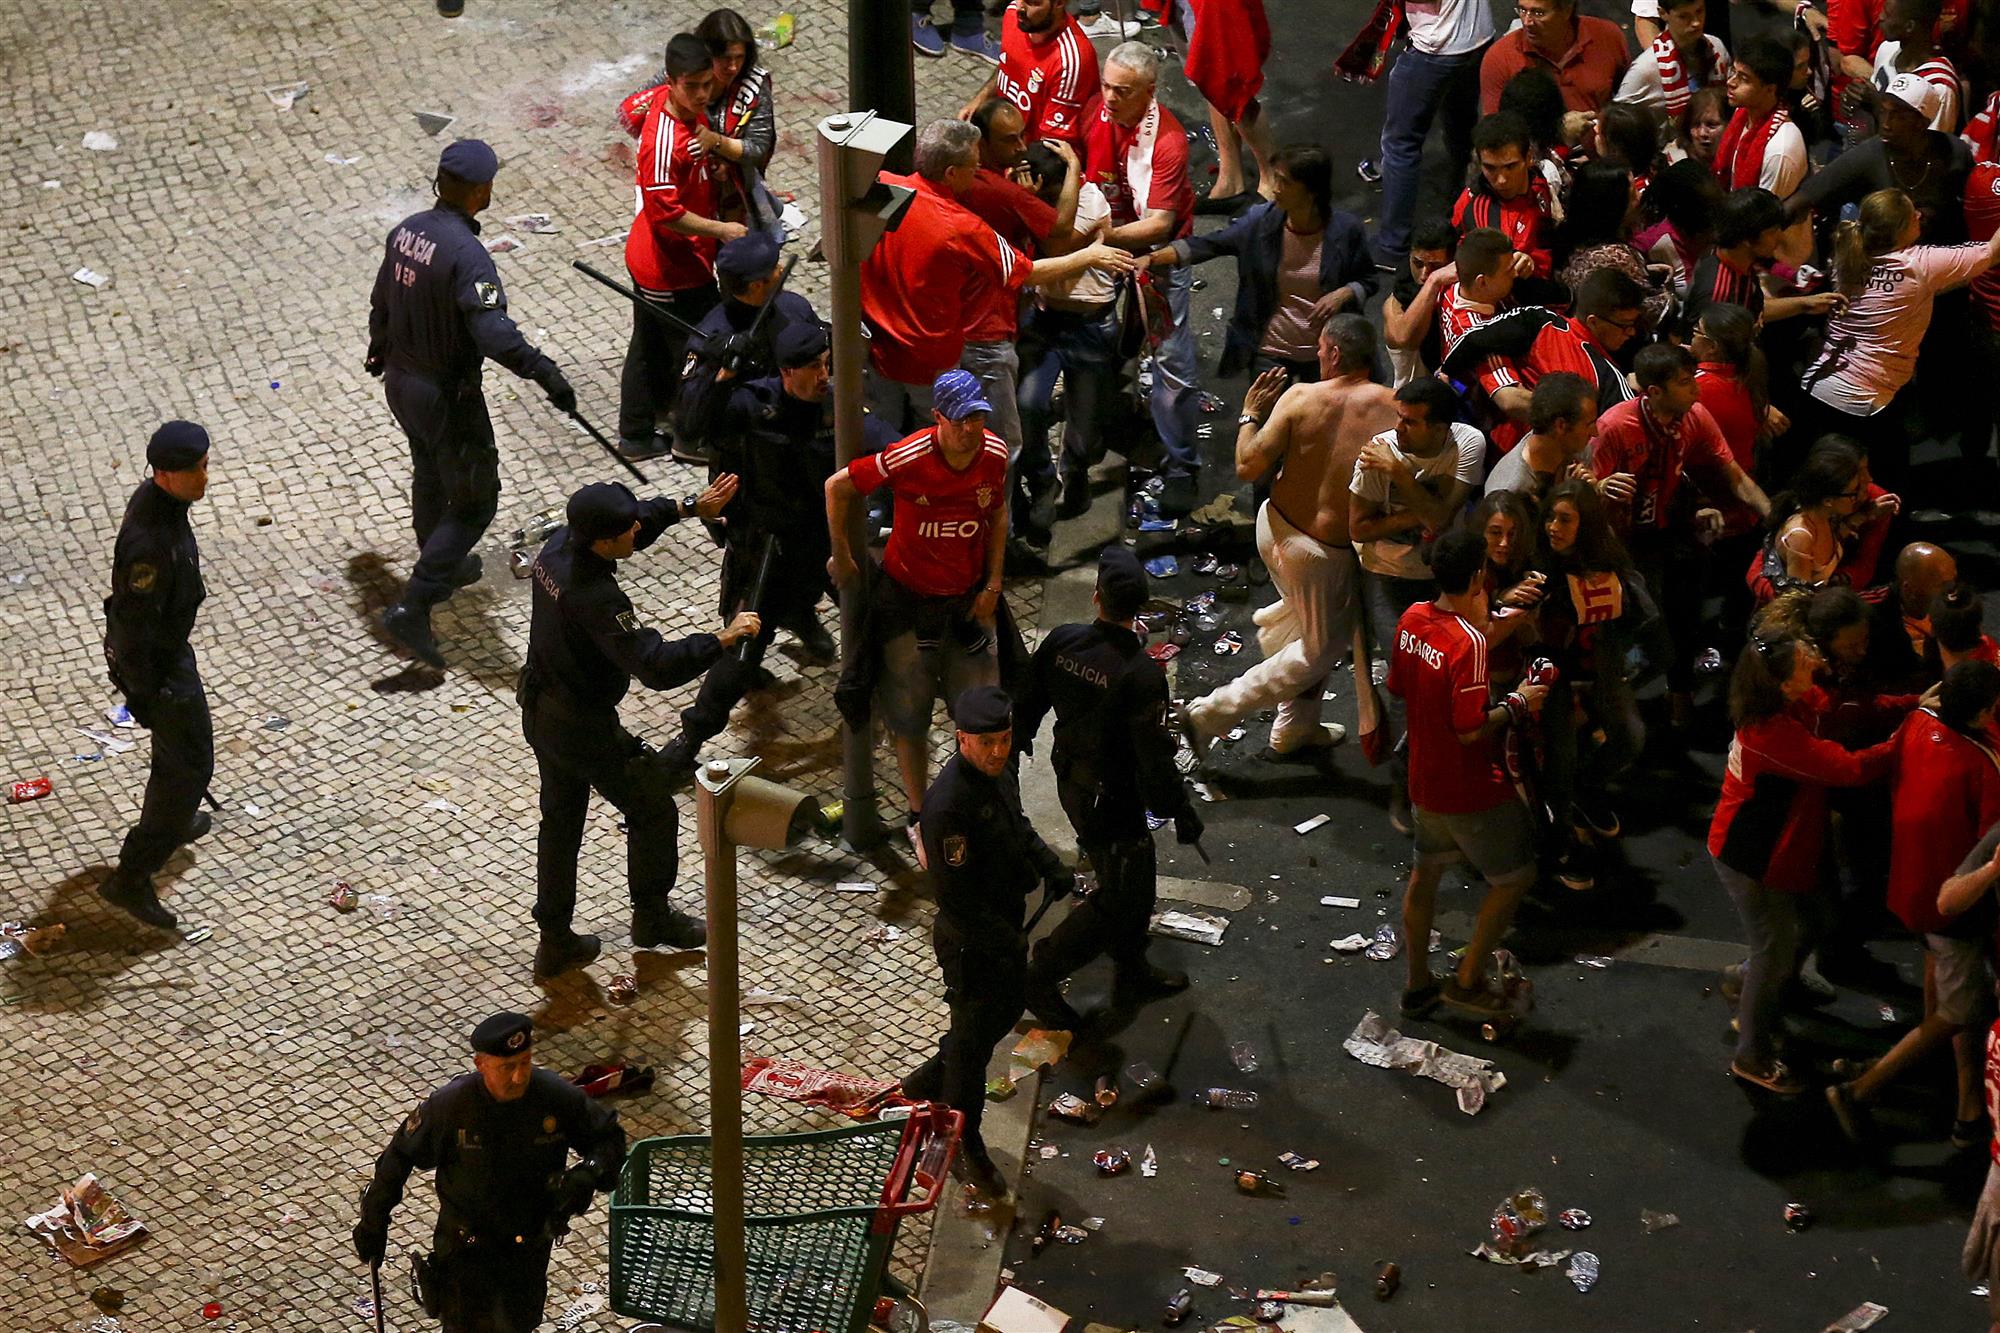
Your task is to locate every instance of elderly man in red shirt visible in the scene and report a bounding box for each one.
[1083,42,1204,515]
[861,120,1133,435]
[960,0,1100,146]
[1479,0,1630,115]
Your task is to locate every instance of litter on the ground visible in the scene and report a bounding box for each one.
[780,201,808,239]
[324,152,360,166]
[1822,1303,1889,1332]
[833,880,876,894]
[1330,932,1371,952]
[1559,1208,1592,1230]
[1279,1151,1321,1171]
[570,1063,655,1097]
[82,131,117,151]
[263,81,309,110]
[1362,924,1400,960]
[1140,1144,1159,1177]
[1321,895,1361,908]
[507,213,559,233]
[1182,1267,1223,1287]
[1149,909,1228,946]
[1012,1029,1072,1068]
[740,988,800,1006]
[1640,1208,1680,1234]
[484,235,525,254]
[1567,1251,1600,1292]
[71,268,110,289]
[1575,954,1612,969]
[1295,813,1331,835]
[76,728,133,754]
[414,111,456,136]
[757,12,797,46]
[1145,555,1179,577]
[863,924,903,944]
[576,231,626,248]
[23,1175,146,1266]
[0,921,65,958]
[1344,1010,1507,1114]
[105,704,133,728]
[740,1055,898,1118]
[1049,1093,1101,1125]
[181,926,212,943]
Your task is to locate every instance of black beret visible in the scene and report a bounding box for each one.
[470,1011,534,1055]
[1097,546,1150,619]
[775,320,830,369]
[438,138,500,184]
[952,685,1013,734]
[147,420,210,471]
[567,481,641,543]
[716,231,780,281]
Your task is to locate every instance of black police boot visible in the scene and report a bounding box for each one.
[181,811,212,845]
[1115,959,1190,1002]
[1025,978,1088,1031]
[633,904,708,951]
[99,871,179,931]
[618,432,674,463]
[532,929,602,980]
[377,603,445,669]
[792,617,837,667]
[670,436,718,467]
[451,554,483,588]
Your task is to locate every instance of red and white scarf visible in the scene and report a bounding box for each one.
[1713,104,1789,190]
[1652,32,1729,118]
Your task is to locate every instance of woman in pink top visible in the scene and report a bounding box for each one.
[1801,188,2000,489]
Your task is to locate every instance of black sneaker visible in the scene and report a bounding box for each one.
[1554,839,1595,891]
[1157,473,1201,517]
[377,603,445,669]
[181,811,213,845]
[532,930,602,979]
[633,906,707,951]
[1056,470,1092,519]
[1399,976,1441,1017]
[99,872,179,931]
[1570,799,1621,841]
[670,436,718,467]
[652,736,699,793]
[792,618,837,667]
[1952,1113,1990,1152]
[437,0,465,14]
[618,432,675,463]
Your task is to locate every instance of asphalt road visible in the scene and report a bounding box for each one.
[994,1,2000,1327]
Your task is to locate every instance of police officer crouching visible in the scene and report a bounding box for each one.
[99,421,217,931]
[354,1012,626,1333]
[1015,547,1204,1027]
[901,686,1069,1198]
[669,231,819,468]
[367,138,578,672]
[656,320,839,782]
[519,480,759,978]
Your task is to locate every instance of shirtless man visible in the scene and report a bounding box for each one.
[1176,314,1397,762]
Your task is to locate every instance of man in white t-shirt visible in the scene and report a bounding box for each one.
[1615,0,1731,114]
[1715,35,1808,198]
[1349,376,1488,831]
[1372,0,1496,266]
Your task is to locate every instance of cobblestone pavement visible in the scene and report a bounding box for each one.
[0,3,1044,1328]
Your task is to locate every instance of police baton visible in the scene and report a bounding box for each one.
[727,255,797,371]
[736,533,780,664]
[202,787,219,812]
[564,407,651,487]
[370,1261,385,1333]
[570,262,710,340]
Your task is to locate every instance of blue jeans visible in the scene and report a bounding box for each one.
[1019,304,1122,489]
[1540,672,1644,819]
[1362,569,1434,791]
[1376,44,1487,259]
[1151,262,1200,478]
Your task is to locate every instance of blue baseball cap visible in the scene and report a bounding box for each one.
[438,138,500,184]
[932,370,992,421]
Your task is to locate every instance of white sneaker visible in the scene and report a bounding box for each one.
[1079,13,1142,38]
[1269,722,1348,755]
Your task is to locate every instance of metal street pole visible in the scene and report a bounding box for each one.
[850,0,915,174]
[696,760,748,1333]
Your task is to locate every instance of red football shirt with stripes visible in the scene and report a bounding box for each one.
[1081,98,1194,240]
[997,5,1100,146]
[626,98,719,294]
[1963,162,2000,331]
[960,167,1058,341]
[1387,600,1513,815]
[1590,397,1737,535]
[860,175,1032,384]
[1452,184,1554,277]
[847,428,1010,598]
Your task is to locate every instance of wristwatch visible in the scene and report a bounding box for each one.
[1237,413,1260,427]
[679,493,701,520]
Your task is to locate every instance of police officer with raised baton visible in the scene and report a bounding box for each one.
[900,686,1070,1199]
[670,231,818,467]
[1015,546,1203,1027]
[97,421,216,932]
[353,1011,626,1332]
[519,480,759,979]
[367,138,579,672]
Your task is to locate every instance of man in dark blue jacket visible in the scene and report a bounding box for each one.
[367,139,577,672]
[668,231,820,466]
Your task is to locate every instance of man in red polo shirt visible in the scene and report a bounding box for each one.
[861,120,1133,434]
[621,35,747,463]
[961,0,1101,147]
[826,371,1014,840]
[1083,41,1204,514]
[1451,111,1555,277]
[1479,0,1630,114]
[1388,527,1548,1018]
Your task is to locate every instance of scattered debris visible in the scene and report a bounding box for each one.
[23,1175,146,1266]
[507,213,559,233]
[1329,933,1370,953]
[863,924,903,945]
[1049,1093,1102,1125]
[1164,1289,1193,1324]
[424,798,463,815]
[1140,1144,1159,1177]
[1361,924,1400,961]
[1093,1148,1131,1176]
[1012,1029,1071,1068]
[740,1055,899,1117]
[1278,1151,1320,1171]
[0,921,66,958]
[1182,1267,1224,1288]
[757,12,797,46]
[414,111,457,136]
[324,152,360,166]
[780,200,808,240]
[1343,1010,1507,1114]
[576,231,625,248]
[982,1284,1070,1333]
[1145,555,1179,577]
[1149,909,1228,945]
[570,1063,655,1097]
[833,880,876,894]
[71,268,111,289]
[1559,1208,1591,1230]
[1575,955,1612,969]
[1321,895,1361,908]
[1375,1260,1401,1300]
[9,776,52,803]
[329,881,358,913]
[607,974,639,1005]
[1231,1041,1259,1073]
[82,131,118,151]
[1567,1251,1599,1293]
[1784,1202,1814,1231]
[484,235,525,254]
[77,727,133,753]
[105,704,133,728]
[263,81,309,110]
[1294,813,1331,835]
[181,926,212,944]
[1195,1087,1259,1110]
[1639,1208,1680,1234]
[1823,1303,1888,1332]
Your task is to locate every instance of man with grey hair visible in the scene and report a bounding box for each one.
[1084,42,1203,515]
[861,118,1135,432]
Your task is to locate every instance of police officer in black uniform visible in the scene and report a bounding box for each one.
[98,421,216,932]
[901,686,1069,1198]
[367,138,578,671]
[353,1011,626,1333]
[669,231,819,467]
[1015,547,1203,1026]
[520,480,760,979]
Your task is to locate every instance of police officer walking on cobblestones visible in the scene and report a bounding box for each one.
[519,480,758,979]
[98,421,216,932]
[367,138,578,672]
[1016,547,1203,1026]
[353,1011,626,1332]
[901,686,1069,1198]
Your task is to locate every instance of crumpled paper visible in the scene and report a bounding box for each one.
[23,1175,146,1265]
[1342,1010,1507,1114]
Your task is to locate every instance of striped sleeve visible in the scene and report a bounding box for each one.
[1449,617,1492,733]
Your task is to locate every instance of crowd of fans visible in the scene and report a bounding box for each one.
[609,0,2000,1311]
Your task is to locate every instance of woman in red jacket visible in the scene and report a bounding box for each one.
[1827,661,2000,1143]
[1709,630,1898,1093]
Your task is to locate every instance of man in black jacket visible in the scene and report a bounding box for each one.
[99,421,216,931]
[519,480,757,978]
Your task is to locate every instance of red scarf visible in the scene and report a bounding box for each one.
[1713,104,1788,190]
[1653,33,1726,117]
[1334,0,1402,84]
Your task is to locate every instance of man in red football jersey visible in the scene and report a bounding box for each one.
[961,0,1101,147]
[1451,111,1554,278]
[620,35,747,463]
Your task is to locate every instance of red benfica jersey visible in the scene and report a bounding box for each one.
[1452,185,1554,277]
[860,174,1031,383]
[627,99,718,294]
[961,168,1058,341]
[1081,97,1193,240]
[997,5,1099,145]
[1387,601,1512,814]
[1590,398,1735,534]
[1965,164,2000,329]
[1886,708,2000,936]
[848,429,1010,598]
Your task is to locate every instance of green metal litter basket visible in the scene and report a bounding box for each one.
[610,1102,961,1333]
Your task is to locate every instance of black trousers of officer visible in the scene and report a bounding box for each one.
[112,651,214,883]
[617,283,718,443]
[679,548,822,746]
[903,921,1024,1156]
[1028,777,1157,989]
[386,368,500,613]
[433,1224,552,1333]
[521,684,681,934]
